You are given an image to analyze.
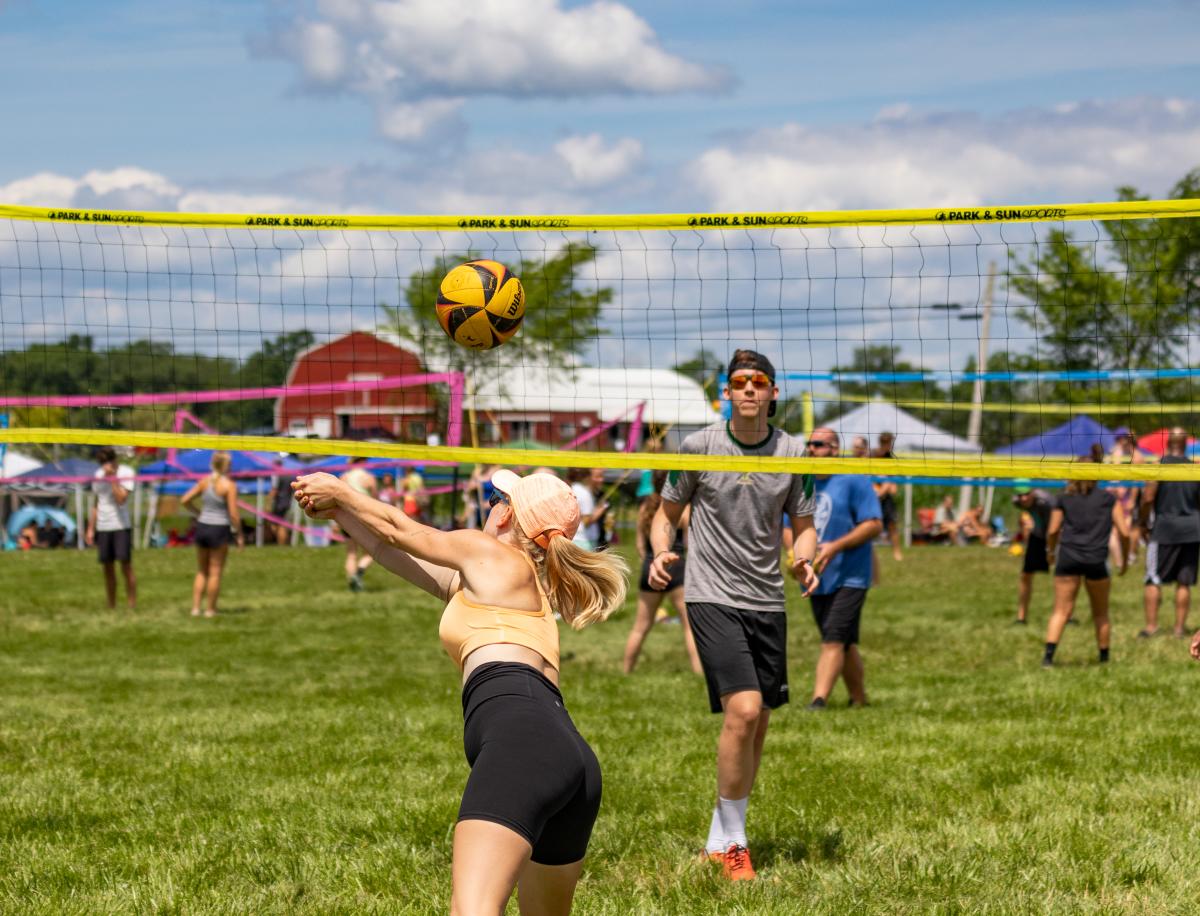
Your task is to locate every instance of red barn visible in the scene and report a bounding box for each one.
[274,332,440,441]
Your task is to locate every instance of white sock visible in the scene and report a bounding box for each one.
[704,805,724,855]
[717,796,749,849]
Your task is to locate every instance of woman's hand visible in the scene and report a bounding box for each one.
[292,472,347,517]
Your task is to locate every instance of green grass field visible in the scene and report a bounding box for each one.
[2,543,1199,914]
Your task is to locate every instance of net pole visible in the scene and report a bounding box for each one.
[958,263,996,519]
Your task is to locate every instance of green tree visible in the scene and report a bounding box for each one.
[235,330,318,430]
[672,348,724,404]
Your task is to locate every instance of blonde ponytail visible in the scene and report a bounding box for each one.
[514,529,628,630]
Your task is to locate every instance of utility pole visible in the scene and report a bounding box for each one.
[957,263,996,522]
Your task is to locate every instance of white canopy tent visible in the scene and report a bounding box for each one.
[823,399,984,547]
[824,399,982,456]
[1,448,41,478]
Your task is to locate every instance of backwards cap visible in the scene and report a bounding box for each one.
[490,469,581,549]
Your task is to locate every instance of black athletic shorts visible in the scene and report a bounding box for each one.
[638,553,686,593]
[810,587,867,646]
[686,602,789,714]
[1023,535,1050,574]
[194,523,232,550]
[880,494,897,528]
[1145,541,1200,587]
[96,528,132,564]
[1054,551,1109,581]
[459,662,601,865]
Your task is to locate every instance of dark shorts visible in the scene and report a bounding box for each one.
[687,602,789,714]
[1145,541,1200,587]
[1023,535,1050,574]
[880,495,897,528]
[195,523,231,550]
[810,587,867,646]
[459,662,601,866]
[1055,552,1109,581]
[638,554,686,593]
[96,528,132,564]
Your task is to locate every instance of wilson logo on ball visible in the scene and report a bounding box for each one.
[435,259,525,350]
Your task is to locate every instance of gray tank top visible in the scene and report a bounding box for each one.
[198,478,231,526]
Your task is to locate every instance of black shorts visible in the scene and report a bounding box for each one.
[1054,552,1109,581]
[638,553,686,593]
[1145,541,1200,587]
[810,587,867,646]
[1023,535,1050,574]
[96,528,132,564]
[880,495,897,528]
[687,602,789,714]
[195,523,231,550]
[459,662,601,866]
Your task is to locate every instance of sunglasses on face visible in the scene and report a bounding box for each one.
[807,440,834,449]
[728,373,772,391]
[488,491,509,508]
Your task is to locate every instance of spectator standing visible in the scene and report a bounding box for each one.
[1012,483,1054,624]
[267,458,297,545]
[568,468,608,551]
[648,348,818,881]
[623,469,702,675]
[341,457,378,591]
[804,428,882,708]
[180,451,245,617]
[1139,429,1200,638]
[86,446,137,610]
[871,433,902,561]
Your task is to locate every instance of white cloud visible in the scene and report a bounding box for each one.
[0,167,317,215]
[688,97,1200,211]
[265,0,728,141]
[555,133,643,186]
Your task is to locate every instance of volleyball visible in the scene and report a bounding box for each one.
[435,259,525,350]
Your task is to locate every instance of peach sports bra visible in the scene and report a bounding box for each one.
[438,558,559,672]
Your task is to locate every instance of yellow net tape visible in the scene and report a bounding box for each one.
[1,198,1198,232]
[4,428,1198,481]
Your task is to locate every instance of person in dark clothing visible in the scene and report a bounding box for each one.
[1042,472,1126,667]
[1139,429,1200,638]
[1012,483,1054,624]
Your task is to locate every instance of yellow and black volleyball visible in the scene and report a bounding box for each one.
[435,259,525,350]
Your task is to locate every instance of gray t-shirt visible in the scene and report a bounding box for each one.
[660,422,815,612]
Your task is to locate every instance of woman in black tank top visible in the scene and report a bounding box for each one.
[622,472,703,674]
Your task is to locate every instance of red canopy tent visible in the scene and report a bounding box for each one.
[1137,428,1196,456]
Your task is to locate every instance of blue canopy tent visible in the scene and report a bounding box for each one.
[142,450,304,496]
[995,416,1118,458]
[9,457,99,494]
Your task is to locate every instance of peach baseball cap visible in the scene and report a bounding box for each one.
[490,469,580,549]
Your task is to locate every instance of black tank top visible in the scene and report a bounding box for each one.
[1152,456,1200,544]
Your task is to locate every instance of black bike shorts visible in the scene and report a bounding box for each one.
[459,662,601,866]
[686,602,789,714]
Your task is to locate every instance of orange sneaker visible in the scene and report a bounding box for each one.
[699,848,724,864]
[722,843,756,881]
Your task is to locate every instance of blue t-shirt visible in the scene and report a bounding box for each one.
[813,475,882,594]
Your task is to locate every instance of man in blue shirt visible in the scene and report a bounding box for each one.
[804,428,882,709]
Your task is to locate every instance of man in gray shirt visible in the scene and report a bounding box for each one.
[649,348,817,881]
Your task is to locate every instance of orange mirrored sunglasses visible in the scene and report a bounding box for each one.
[728,372,772,391]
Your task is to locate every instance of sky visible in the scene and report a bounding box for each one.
[1,0,1198,379]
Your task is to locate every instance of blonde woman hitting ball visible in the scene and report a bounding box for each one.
[293,468,627,915]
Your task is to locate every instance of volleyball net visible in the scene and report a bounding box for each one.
[1,198,1198,481]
